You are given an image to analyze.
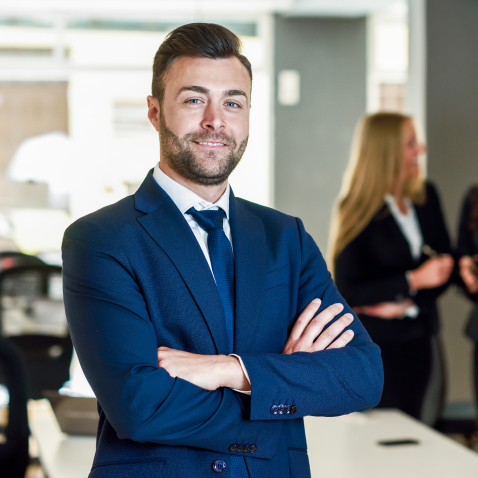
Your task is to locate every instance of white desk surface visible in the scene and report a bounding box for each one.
[28,400,95,478]
[305,410,478,478]
[28,401,478,478]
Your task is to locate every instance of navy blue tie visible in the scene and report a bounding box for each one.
[186,207,249,478]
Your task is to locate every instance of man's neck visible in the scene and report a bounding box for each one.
[159,161,227,204]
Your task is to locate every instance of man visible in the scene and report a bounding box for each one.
[63,23,383,478]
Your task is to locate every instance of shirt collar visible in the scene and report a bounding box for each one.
[385,194,412,215]
[153,163,230,218]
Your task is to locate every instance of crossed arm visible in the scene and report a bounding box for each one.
[352,254,454,319]
[157,300,355,391]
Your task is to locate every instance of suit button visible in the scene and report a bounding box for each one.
[250,445,257,453]
[278,404,285,414]
[284,405,291,414]
[237,445,245,452]
[212,460,226,473]
[290,405,298,415]
[229,445,237,452]
[270,405,278,415]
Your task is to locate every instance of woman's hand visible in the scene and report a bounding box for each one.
[354,299,414,320]
[408,254,454,290]
[459,255,478,294]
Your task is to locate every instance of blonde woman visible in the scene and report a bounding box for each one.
[329,113,453,421]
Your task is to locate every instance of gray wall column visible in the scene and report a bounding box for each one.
[273,15,367,252]
[423,0,478,404]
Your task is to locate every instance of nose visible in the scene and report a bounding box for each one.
[200,102,226,132]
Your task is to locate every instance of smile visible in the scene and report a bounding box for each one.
[194,141,226,147]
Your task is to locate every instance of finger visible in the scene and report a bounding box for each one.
[326,329,354,350]
[288,299,322,341]
[459,257,470,267]
[313,312,353,351]
[301,303,344,344]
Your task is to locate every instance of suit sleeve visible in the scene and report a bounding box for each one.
[62,218,281,458]
[412,183,453,307]
[238,218,384,420]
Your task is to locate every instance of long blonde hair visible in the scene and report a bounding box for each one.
[328,112,426,270]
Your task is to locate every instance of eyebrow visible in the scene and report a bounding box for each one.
[178,86,248,102]
[224,89,248,99]
[178,85,209,96]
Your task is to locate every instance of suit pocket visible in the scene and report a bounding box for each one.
[90,459,165,478]
[265,264,289,290]
[288,448,311,478]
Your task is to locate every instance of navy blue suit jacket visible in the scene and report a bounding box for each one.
[62,170,383,478]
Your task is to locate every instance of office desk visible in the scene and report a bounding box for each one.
[305,410,478,478]
[28,400,95,478]
[28,401,478,478]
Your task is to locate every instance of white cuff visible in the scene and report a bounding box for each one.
[229,354,251,396]
[404,304,420,319]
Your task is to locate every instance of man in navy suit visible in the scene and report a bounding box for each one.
[63,23,383,478]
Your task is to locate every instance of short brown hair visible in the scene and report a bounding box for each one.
[151,23,252,102]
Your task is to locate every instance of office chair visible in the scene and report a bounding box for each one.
[0,336,29,478]
[0,264,73,399]
[0,251,45,271]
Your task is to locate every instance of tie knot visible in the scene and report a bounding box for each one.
[187,207,226,233]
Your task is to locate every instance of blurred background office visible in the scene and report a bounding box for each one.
[0,0,478,476]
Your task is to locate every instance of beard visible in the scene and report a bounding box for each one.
[159,111,248,186]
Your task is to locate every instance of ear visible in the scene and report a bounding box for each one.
[147,95,161,132]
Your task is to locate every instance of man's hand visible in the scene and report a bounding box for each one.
[408,254,454,290]
[459,255,478,294]
[354,299,414,319]
[282,299,354,354]
[157,347,250,392]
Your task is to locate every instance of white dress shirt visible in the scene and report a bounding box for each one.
[385,194,422,319]
[385,194,423,260]
[153,163,251,393]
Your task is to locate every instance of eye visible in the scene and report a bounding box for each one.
[187,98,202,104]
[225,101,240,108]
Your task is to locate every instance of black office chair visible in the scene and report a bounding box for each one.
[0,264,73,399]
[0,336,29,478]
[0,251,45,271]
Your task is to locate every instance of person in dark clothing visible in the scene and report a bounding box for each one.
[329,112,454,422]
[456,186,478,417]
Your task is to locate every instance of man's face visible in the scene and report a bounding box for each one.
[149,56,251,186]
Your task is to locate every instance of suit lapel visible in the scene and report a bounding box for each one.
[229,193,267,353]
[134,171,229,355]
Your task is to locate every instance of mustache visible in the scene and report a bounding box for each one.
[184,131,236,148]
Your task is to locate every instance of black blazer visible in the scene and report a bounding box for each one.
[335,183,451,342]
[456,185,478,340]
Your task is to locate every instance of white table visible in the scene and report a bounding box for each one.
[28,401,478,478]
[28,400,95,478]
[305,410,478,477]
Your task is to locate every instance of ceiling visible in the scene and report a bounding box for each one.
[0,0,406,19]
